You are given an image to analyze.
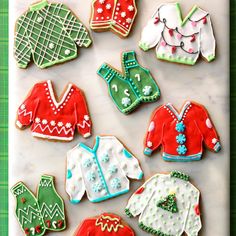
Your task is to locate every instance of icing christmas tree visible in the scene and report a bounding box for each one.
[157,193,178,213]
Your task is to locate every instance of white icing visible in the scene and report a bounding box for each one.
[122,97,131,107]
[121,12,126,18]
[124,89,130,97]
[128,5,134,11]
[135,74,141,81]
[206,118,213,128]
[97,8,103,13]
[212,138,218,144]
[148,121,155,132]
[142,86,152,96]
[112,84,118,92]
[126,18,132,24]
[147,141,153,147]
[106,4,112,10]
[65,49,71,55]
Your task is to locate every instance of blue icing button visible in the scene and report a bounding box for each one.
[83,158,92,168]
[92,183,103,193]
[101,154,110,163]
[177,145,187,155]
[108,165,118,174]
[138,172,144,180]
[67,169,72,179]
[87,172,96,182]
[111,178,121,189]
[123,149,132,158]
[175,122,186,133]
[176,134,186,144]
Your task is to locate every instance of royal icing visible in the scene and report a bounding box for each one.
[125,171,202,236]
[90,0,137,37]
[139,2,216,65]
[144,101,221,161]
[74,213,135,235]
[16,80,92,141]
[66,136,143,204]
[97,51,160,114]
[14,0,92,69]
[11,175,66,236]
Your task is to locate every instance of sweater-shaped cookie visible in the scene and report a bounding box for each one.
[14,0,92,69]
[74,213,135,236]
[90,0,137,37]
[16,80,92,141]
[144,101,221,161]
[97,51,160,114]
[139,2,216,65]
[125,171,202,236]
[66,136,143,204]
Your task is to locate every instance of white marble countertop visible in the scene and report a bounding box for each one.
[9,0,229,235]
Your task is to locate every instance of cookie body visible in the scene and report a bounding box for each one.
[66,135,143,204]
[125,171,202,235]
[139,2,215,65]
[144,101,221,161]
[90,0,137,37]
[16,80,92,141]
[14,0,92,69]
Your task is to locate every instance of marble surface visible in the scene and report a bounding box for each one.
[9,0,229,235]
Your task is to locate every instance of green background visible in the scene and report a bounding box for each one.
[0,0,233,235]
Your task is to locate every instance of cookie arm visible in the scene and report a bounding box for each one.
[52,3,92,48]
[14,16,32,68]
[139,7,165,51]
[66,147,86,204]
[16,84,40,129]
[200,15,216,62]
[144,106,164,156]
[75,88,92,138]
[194,104,221,152]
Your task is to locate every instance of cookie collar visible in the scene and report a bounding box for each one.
[30,0,48,12]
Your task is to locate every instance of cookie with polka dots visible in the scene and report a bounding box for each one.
[90,0,137,37]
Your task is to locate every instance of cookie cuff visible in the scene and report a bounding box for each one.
[16,120,23,128]
[125,208,133,218]
[139,41,150,51]
[137,171,144,180]
[207,54,215,62]
[214,142,221,152]
[144,147,153,156]
[81,38,92,48]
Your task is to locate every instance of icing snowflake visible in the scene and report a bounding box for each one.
[147,141,153,147]
[111,178,121,189]
[37,17,43,23]
[175,122,186,132]
[99,0,105,4]
[101,154,110,163]
[92,183,103,193]
[126,18,132,24]
[106,4,111,10]
[212,138,218,144]
[128,5,134,11]
[108,165,118,174]
[20,104,25,110]
[42,119,48,125]
[65,123,72,128]
[177,145,187,155]
[142,86,152,96]
[83,158,93,168]
[121,12,126,18]
[87,172,96,182]
[50,120,56,126]
[122,97,131,107]
[97,8,103,13]
[49,43,55,49]
[35,117,40,123]
[84,115,90,121]
[65,49,71,55]
[58,122,63,127]
[176,134,186,144]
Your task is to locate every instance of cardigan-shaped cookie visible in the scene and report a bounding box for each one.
[16,80,92,141]
[125,171,202,236]
[139,2,216,65]
[14,0,92,69]
[144,101,221,161]
[66,136,143,204]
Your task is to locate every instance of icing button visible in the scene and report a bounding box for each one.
[37,17,43,23]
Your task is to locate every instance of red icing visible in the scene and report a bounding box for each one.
[171,46,177,54]
[74,213,135,236]
[90,0,137,37]
[16,81,92,141]
[135,187,145,194]
[35,225,41,233]
[168,29,174,37]
[24,228,30,235]
[190,35,196,42]
[154,17,159,24]
[21,197,26,203]
[202,17,207,24]
[57,220,63,228]
[45,220,51,228]
[144,101,221,157]
[194,204,200,215]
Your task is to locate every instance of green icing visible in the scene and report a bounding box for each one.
[139,41,150,51]
[139,222,173,236]
[207,54,215,62]
[170,171,189,181]
[97,51,160,114]
[15,2,92,69]
[156,53,196,65]
[37,175,66,231]
[125,208,133,218]
[157,194,178,213]
[11,182,46,236]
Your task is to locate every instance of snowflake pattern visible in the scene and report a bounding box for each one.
[175,122,186,133]
[147,141,153,147]
[108,165,118,174]
[97,8,103,13]
[142,86,152,96]
[65,123,72,128]
[176,134,186,144]
[83,158,93,168]
[212,138,218,144]
[99,0,105,4]
[128,5,134,11]
[106,4,112,10]
[84,115,90,121]
[35,118,40,123]
[58,122,63,127]
[92,183,103,193]
[101,154,110,163]
[121,12,126,18]
[126,18,132,24]
[20,104,26,110]
[50,120,56,126]
[177,145,187,155]
[111,178,121,189]
[121,97,131,107]
[42,119,48,125]
[87,172,96,182]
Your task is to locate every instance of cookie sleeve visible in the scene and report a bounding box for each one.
[200,15,216,62]
[52,3,92,48]
[139,6,165,51]
[75,88,92,138]
[16,84,40,128]
[65,146,86,204]
[113,137,143,180]
[14,16,32,68]
[144,106,165,156]
[194,104,221,152]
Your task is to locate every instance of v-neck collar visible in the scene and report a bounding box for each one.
[79,136,100,153]
[47,80,72,108]
[175,3,198,26]
[166,101,191,121]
